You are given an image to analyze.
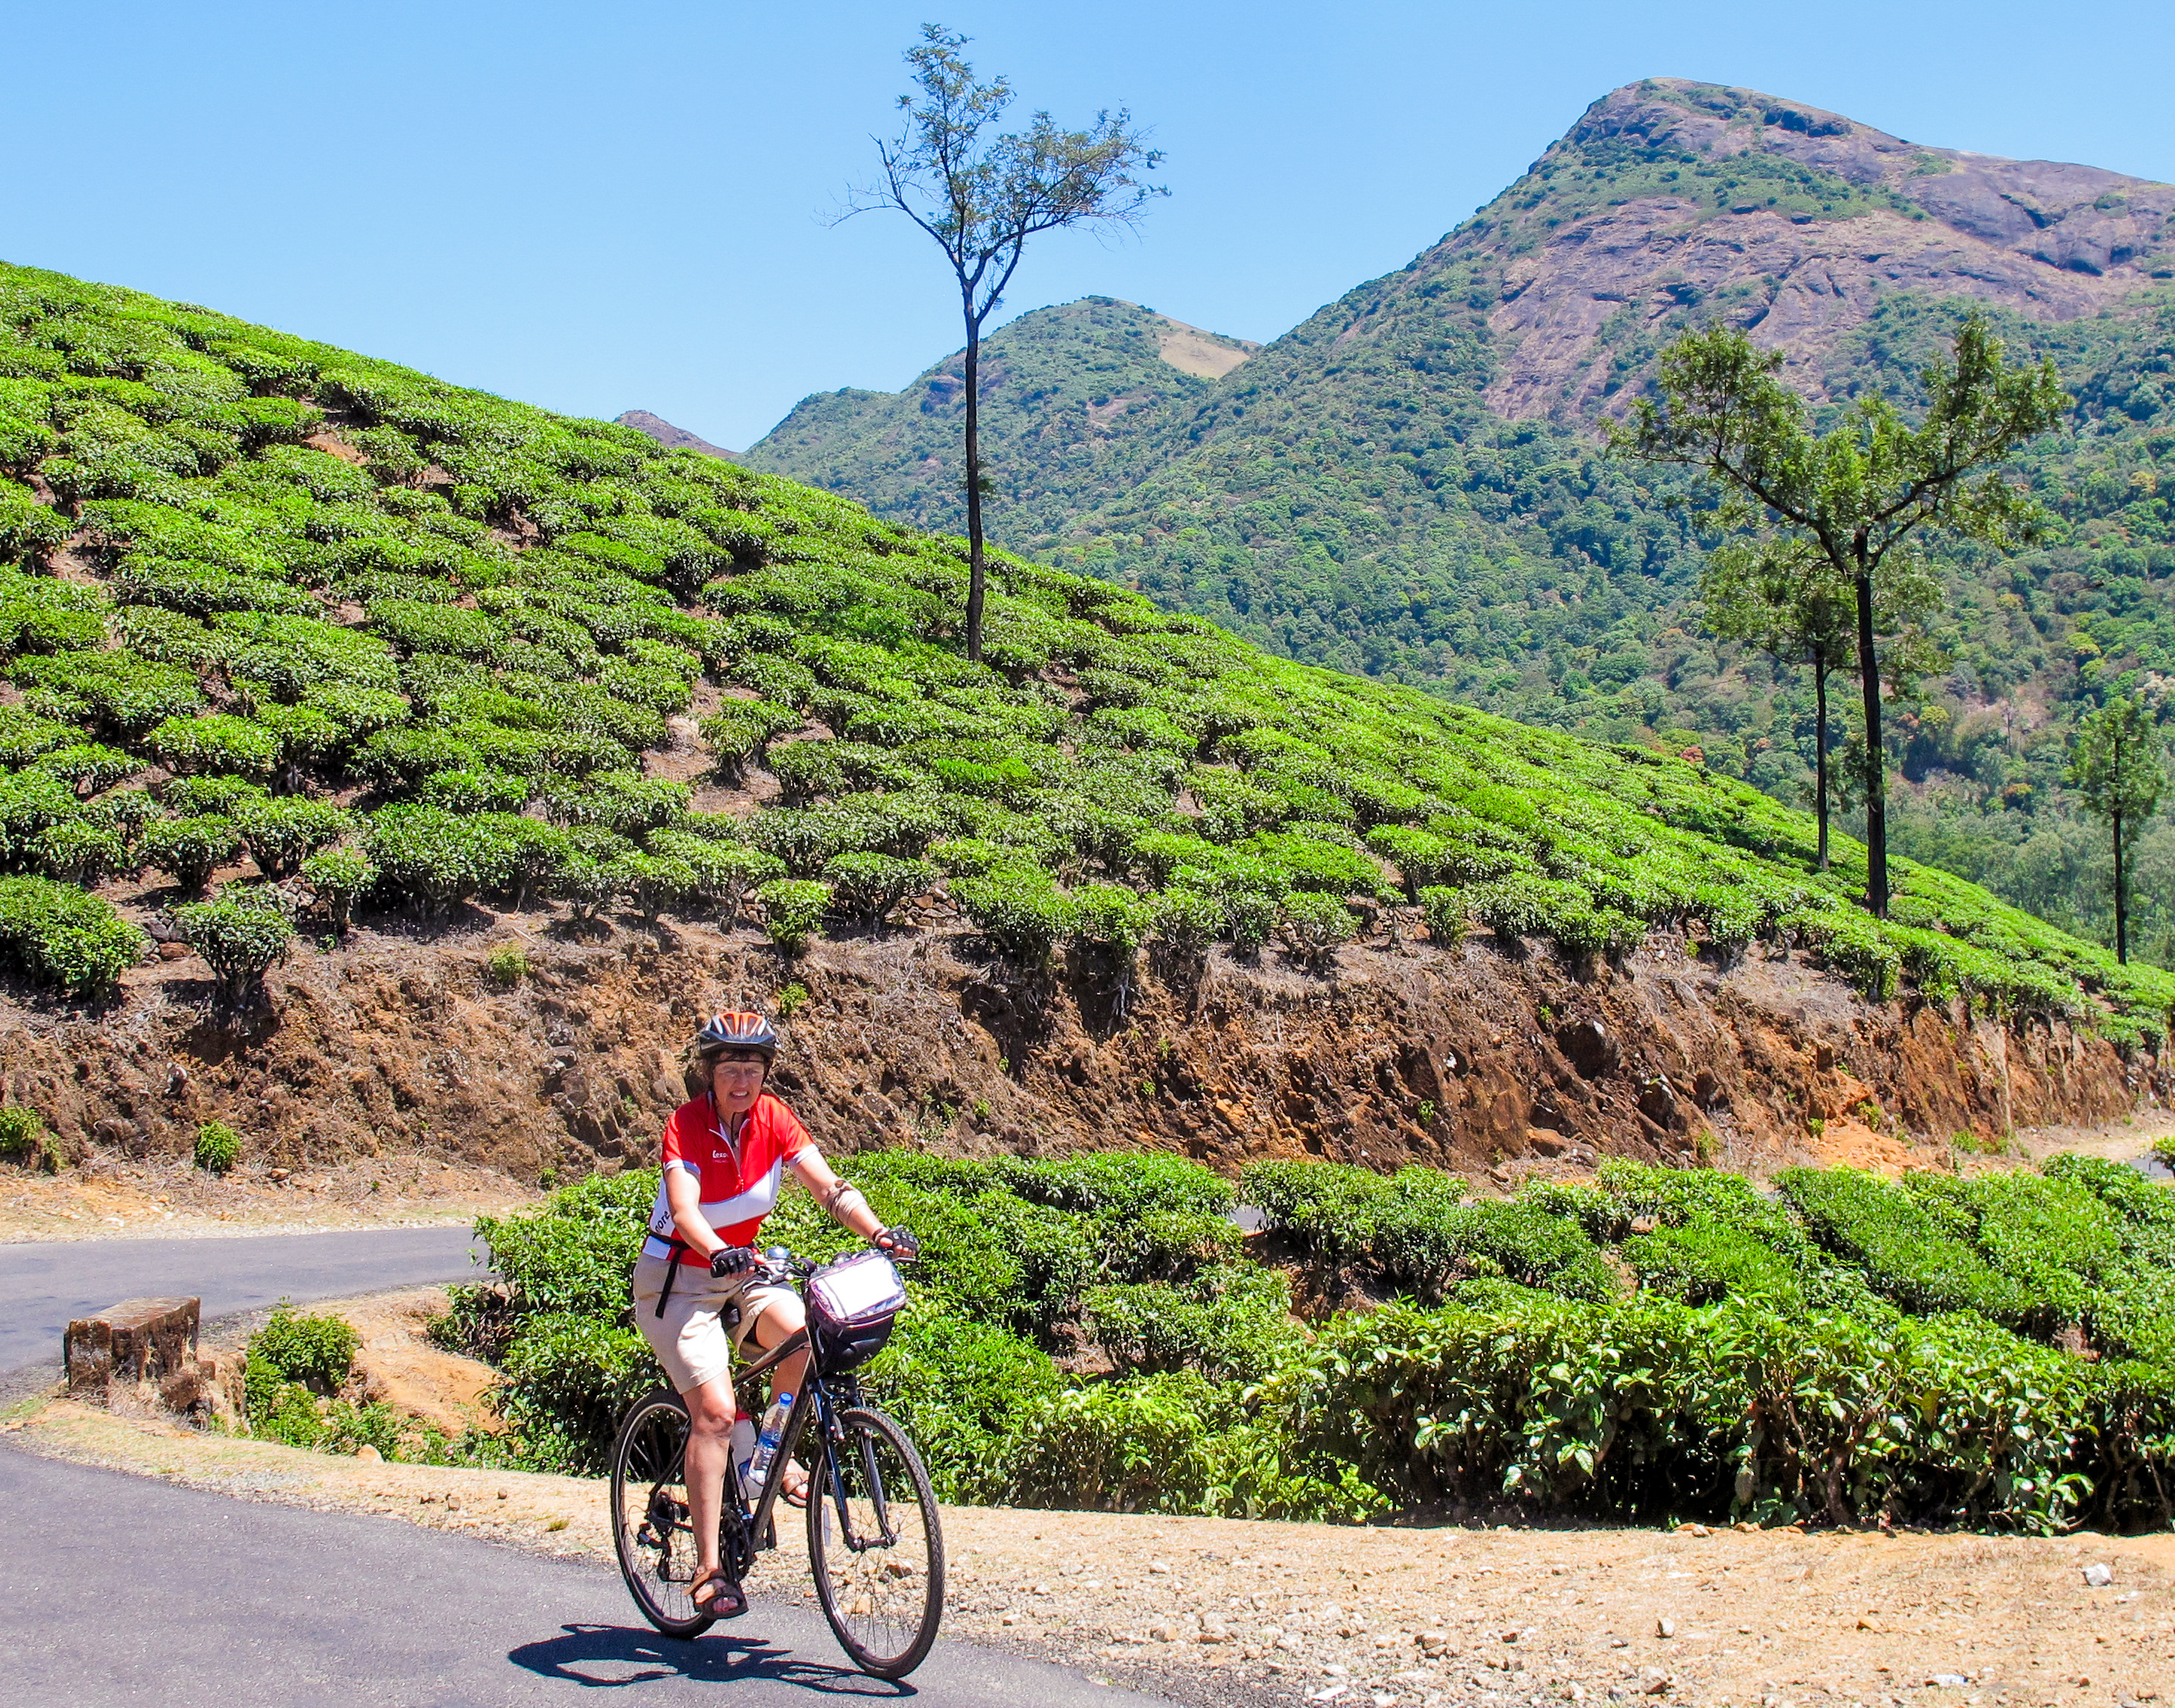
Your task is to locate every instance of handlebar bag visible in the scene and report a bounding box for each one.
[807,1250,907,1372]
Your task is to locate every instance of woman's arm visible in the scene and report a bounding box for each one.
[664,1164,729,1259]
[788,1149,886,1243]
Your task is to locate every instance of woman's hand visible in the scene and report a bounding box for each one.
[874,1226,921,1263]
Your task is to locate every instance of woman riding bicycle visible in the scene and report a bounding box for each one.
[632,1009,915,1619]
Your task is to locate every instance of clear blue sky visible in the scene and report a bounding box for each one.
[5,1,2171,450]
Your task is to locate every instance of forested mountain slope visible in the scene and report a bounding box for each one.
[747,297,1257,540]
[736,79,2175,961]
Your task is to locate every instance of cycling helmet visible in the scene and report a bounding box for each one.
[692,1010,780,1060]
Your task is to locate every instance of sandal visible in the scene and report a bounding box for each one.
[781,1461,811,1510]
[691,1568,745,1619]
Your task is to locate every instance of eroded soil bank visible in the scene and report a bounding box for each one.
[2,912,2165,1190]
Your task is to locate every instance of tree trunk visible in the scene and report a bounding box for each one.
[1852,569,1887,917]
[961,304,987,663]
[1812,651,1831,874]
[2114,805,2128,964]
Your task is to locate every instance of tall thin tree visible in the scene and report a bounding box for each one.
[1701,539,1937,872]
[1617,316,2063,917]
[2069,690,2166,964]
[842,25,1164,661]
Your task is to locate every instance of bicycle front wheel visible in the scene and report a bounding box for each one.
[610,1388,716,1639]
[806,1404,944,1678]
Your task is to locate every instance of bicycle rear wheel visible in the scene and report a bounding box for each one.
[806,1404,944,1678]
[610,1388,716,1639]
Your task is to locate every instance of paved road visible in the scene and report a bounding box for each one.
[0,1226,487,1379]
[0,1450,1164,1708]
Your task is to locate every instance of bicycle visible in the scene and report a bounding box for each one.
[607,1246,945,1680]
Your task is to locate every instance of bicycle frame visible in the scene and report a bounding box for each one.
[728,1328,823,1547]
[727,1309,903,1558]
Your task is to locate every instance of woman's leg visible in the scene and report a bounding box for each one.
[681,1373,737,1598]
[745,1294,811,1499]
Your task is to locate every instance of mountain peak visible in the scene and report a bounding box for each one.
[616,409,738,461]
[1419,78,2175,418]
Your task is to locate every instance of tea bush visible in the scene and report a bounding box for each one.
[455,1139,2175,1531]
[16,262,2154,1013]
[176,885,294,1005]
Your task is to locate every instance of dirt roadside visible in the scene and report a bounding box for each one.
[0,1152,533,1243]
[7,1287,2171,1708]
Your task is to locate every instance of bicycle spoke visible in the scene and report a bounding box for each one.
[611,1391,728,1637]
[808,1405,944,1678]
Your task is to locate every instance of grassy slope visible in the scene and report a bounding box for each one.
[739,98,2175,965]
[0,258,2171,1042]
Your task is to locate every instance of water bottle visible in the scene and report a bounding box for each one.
[730,1410,758,1499]
[747,1392,794,1490]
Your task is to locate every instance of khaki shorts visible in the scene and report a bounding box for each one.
[631,1249,798,1396]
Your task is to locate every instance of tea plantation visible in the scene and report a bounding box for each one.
[447,1148,2175,1534]
[1,260,2172,1043]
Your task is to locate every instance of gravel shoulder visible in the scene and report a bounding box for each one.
[10,1285,2175,1708]
[0,1151,534,1242]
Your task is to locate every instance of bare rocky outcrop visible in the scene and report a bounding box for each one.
[1,912,2159,1188]
[1419,78,2175,420]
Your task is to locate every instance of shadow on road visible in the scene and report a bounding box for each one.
[508,1622,915,1696]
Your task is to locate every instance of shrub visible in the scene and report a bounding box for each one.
[821,852,930,928]
[0,875,148,994]
[494,1312,662,1474]
[176,886,296,1006]
[299,847,376,932]
[757,877,830,955]
[162,775,265,818]
[140,815,242,892]
[34,819,134,885]
[366,804,484,917]
[1085,1267,1303,1380]
[486,943,529,986]
[234,797,354,879]
[956,869,1075,964]
[1415,885,1469,947]
[548,853,622,920]
[417,768,530,815]
[249,1303,359,1394]
[1149,887,1223,970]
[861,1309,1064,1502]
[142,713,280,781]
[193,1119,242,1174]
[615,851,695,921]
[34,742,142,797]
[1778,1167,2049,1332]
[1004,1151,1237,1221]
[538,771,688,836]
[1276,889,1357,970]
[674,841,784,923]
[0,1105,59,1171]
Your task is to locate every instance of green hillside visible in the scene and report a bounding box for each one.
[743,81,2175,965]
[751,297,1252,540]
[1,258,2170,1046]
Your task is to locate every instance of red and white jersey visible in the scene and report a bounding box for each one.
[644,1092,816,1267]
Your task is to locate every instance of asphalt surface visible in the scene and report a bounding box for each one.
[0,1225,487,1382]
[0,1449,1165,1708]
